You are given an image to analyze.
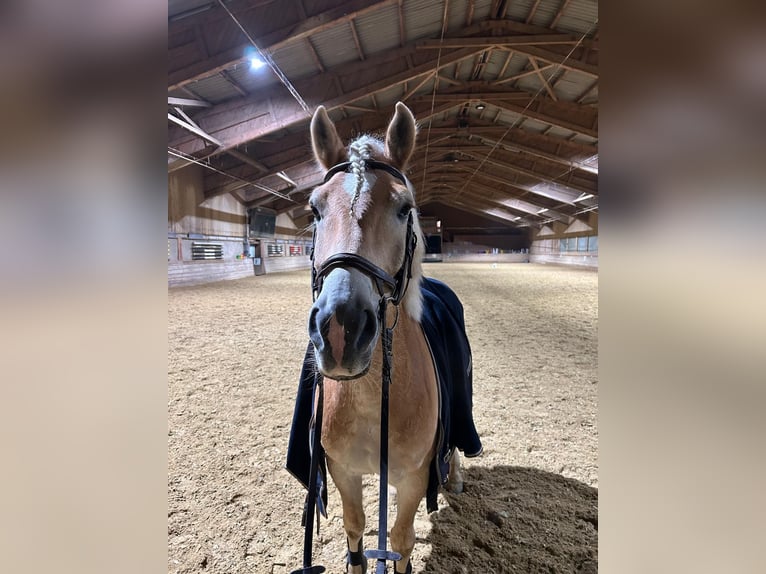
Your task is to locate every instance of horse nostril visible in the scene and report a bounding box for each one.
[308,306,321,341]
[355,308,377,351]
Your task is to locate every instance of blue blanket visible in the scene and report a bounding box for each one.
[286,277,482,513]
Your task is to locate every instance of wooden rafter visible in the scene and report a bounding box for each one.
[526,0,543,24]
[219,70,247,97]
[529,58,557,101]
[169,47,485,156]
[168,0,398,90]
[305,37,325,73]
[349,19,365,60]
[551,0,573,29]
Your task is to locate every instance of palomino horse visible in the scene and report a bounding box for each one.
[305,102,466,574]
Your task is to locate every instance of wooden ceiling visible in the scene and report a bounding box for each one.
[168,0,598,234]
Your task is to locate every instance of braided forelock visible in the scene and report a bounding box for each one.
[347,137,375,214]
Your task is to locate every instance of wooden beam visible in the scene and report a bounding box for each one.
[494,63,555,85]
[402,74,434,101]
[466,0,475,27]
[421,123,598,154]
[398,0,406,47]
[416,34,584,48]
[503,45,597,78]
[168,112,222,147]
[201,100,462,193]
[226,149,267,173]
[466,133,598,173]
[170,47,485,156]
[576,78,599,104]
[529,58,558,101]
[491,99,598,138]
[526,0,543,24]
[454,182,572,223]
[220,70,247,97]
[409,90,528,102]
[458,150,594,196]
[168,97,211,108]
[496,50,514,79]
[168,0,398,90]
[551,0,573,29]
[305,37,325,73]
[445,187,549,225]
[439,197,523,226]
[411,155,590,204]
[349,19,365,60]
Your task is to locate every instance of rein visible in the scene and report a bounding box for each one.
[293,160,417,574]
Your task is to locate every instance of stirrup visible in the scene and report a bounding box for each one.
[346,547,367,573]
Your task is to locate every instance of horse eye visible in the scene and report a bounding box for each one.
[398,203,412,219]
[310,204,321,221]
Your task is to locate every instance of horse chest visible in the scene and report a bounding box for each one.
[322,390,382,473]
[322,381,436,476]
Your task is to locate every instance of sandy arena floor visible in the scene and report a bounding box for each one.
[169,262,598,573]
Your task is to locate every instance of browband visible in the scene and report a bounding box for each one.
[322,160,408,186]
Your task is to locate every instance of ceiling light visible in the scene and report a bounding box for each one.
[250,56,266,70]
[476,103,486,110]
[574,193,594,202]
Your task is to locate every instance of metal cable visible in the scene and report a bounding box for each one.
[216,0,311,114]
[168,147,294,202]
[455,18,599,203]
[419,0,450,190]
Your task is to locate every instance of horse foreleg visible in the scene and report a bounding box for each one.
[390,467,429,574]
[327,460,366,573]
[446,449,464,494]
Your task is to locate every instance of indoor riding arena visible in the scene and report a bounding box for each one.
[168,1,598,573]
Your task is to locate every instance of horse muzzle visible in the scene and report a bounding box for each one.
[308,269,380,380]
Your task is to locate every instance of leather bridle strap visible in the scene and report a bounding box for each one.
[322,160,408,186]
[312,210,416,306]
[290,374,327,574]
[298,158,416,574]
[315,253,396,299]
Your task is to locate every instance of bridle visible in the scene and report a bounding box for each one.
[294,159,418,574]
[310,159,418,308]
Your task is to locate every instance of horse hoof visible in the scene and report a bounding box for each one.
[447,481,463,494]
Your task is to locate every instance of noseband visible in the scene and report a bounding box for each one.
[310,160,418,306]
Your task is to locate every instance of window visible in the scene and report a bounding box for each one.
[267,244,284,257]
[588,236,598,252]
[577,236,588,251]
[191,242,223,260]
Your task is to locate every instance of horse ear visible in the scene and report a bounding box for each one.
[385,102,417,169]
[311,106,347,169]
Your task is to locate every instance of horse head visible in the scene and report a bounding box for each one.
[307,102,425,380]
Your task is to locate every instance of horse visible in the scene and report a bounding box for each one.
[303,102,471,574]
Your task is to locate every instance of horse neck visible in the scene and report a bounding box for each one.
[400,256,424,323]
